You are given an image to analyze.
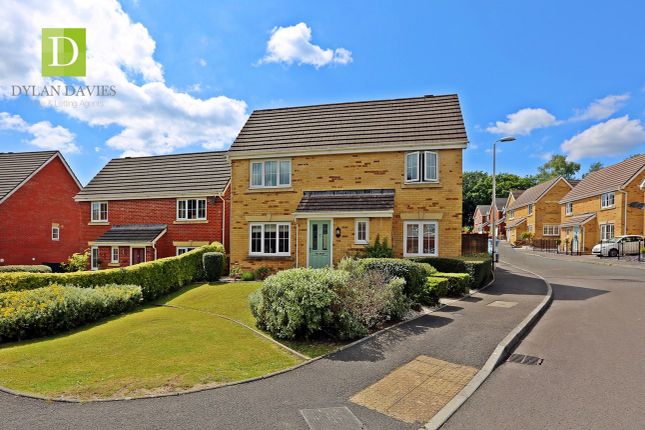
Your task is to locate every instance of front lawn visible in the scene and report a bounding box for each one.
[0,282,303,400]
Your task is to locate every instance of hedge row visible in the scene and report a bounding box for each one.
[0,265,52,273]
[0,243,225,301]
[0,284,142,342]
[434,272,471,296]
[414,257,492,289]
[355,258,437,304]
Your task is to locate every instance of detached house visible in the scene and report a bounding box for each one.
[228,94,468,271]
[75,152,230,270]
[0,151,82,266]
[559,155,645,253]
[473,205,491,234]
[506,176,573,245]
[489,197,508,239]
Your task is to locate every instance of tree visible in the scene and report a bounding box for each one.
[462,171,537,226]
[535,154,580,182]
[582,161,603,178]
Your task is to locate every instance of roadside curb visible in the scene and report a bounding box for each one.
[422,261,553,430]
[0,274,497,404]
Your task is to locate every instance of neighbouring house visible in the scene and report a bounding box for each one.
[490,197,508,239]
[75,152,230,270]
[0,151,82,266]
[558,155,645,254]
[506,176,574,245]
[473,205,491,234]
[228,94,468,271]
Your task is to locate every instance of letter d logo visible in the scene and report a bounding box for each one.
[42,28,86,77]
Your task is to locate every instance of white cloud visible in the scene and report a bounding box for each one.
[0,112,78,152]
[260,22,352,68]
[0,0,248,156]
[486,108,558,136]
[561,116,645,160]
[198,58,207,67]
[571,93,630,121]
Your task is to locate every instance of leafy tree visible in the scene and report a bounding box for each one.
[535,154,580,182]
[582,161,603,178]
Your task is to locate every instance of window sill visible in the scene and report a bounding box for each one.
[108,263,120,267]
[600,206,615,211]
[173,220,208,224]
[246,187,295,194]
[401,182,441,189]
[403,254,438,258]
[247,255,293,260]
[88,222,110,226]
[354,242,368,246]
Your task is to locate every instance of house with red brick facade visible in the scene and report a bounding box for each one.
[75,151,230,270]
[0,151,82,266]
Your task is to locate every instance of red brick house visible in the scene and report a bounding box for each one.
[75,152,230,270]
[0,151,82,266]
[473,204,490,234]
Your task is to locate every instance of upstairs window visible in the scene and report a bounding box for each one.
[508,209,514,219]
[177,198,207,220]
[91,202,108,222]
[51,225,60,241]
[405,151,438,183]
[528,204,534,215]
[601,192,615,209]
[565,202,573,215]
[250,159,291,188]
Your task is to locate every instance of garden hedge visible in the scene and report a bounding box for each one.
[0,284,142,342]
[356,258,436,304]
[0,265,52,273]
[0,243,224,301]
[203,252,225,282]
[434,272,471,296]
[414,257,492,289]
[423,276,450,304]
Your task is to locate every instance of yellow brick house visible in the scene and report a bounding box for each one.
[506,177,574,245]
[227,94,468,271]
[558,155,645,253]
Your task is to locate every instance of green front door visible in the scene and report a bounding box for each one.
[309,220,331,268]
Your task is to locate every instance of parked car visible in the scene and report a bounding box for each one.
[592,235,644,257]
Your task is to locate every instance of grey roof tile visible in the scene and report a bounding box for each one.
[95,224,167,243]
[0,151,57,201]
[296,189,395,212]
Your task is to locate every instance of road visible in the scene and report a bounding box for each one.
[443,245,645,430]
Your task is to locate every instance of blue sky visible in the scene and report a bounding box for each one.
[1,0,644,184]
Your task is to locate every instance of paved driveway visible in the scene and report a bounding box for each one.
[443,245,645,430]
[0,262,547,430]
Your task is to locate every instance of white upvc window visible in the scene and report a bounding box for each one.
[355,219,369,244]
[528,204,534,215]
[528,224,534,233]
[91,246,99,270]
[405,151,438,183]
[508,209,514,219]
[91,201,108,222]
[601,192,615,209]
[403,221,438,257]
[601,223,615,240]
[250,159,291,188]
[565,202,573,216]
[111,246,119,264]
[176,246,196,255]
[249,223,291,256]
[177,198,207,220]
[543,225,560,236]
[51,225,60,241]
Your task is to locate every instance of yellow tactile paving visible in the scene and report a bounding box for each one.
[350,355,478,424]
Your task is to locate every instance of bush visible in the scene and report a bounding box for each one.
[434,272,471,296]
[61,251,90,272]
[0,243,225,301]
[414,257,491,289]
[463,260,492,289]
[0,265,52,273]
[254,266,272,281]
[203,252,225,282]
[241,272,255,281]
[414,257,467,273]
[423,277,449,305]
[359,234,393,258]
[0,284,142,342]
[357,258,436,304]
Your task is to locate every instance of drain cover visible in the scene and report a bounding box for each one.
[507,353,543,365]
[487,300,518,308]
[300,407,364,430]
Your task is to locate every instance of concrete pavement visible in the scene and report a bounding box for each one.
[442,244,645,430]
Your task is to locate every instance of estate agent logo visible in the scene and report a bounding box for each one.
[41,28,86,77]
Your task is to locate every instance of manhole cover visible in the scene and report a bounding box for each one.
[300,407,364,430]
[487,300,518,308]
[507,353,543,365]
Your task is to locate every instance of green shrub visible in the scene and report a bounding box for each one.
[414,257,467,273]
[423,277,449,305]
[0,265,52,273]
[357,258,435,304]
[463,260,492,289]
[0,243,224,301]
[414,257,491,289]
[359,234,394,258]
[241,272,255,281]
[0,284,142,342]
[61,251,90,272]
[203,252,225,282]
[254,266,272,280]
[434,272,471,296]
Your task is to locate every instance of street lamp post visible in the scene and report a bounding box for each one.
[491,136,516,271]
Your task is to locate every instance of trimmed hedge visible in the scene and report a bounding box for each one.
[0,243,225,301]
[463,260,492,289]
[434,272,471,296]
[414,257,492,289]
[356,258,436,304]
[0,265,52,273]
[0,284,142,342]
[203,252,225,282]
[424,276,450,304]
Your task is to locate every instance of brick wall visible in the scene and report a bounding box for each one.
[230,149,463,271]
[0,157,83,265]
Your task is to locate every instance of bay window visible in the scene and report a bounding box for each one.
[403,221,438,257]
[250,223,290,256]
[177,198,207,220]
[250,159,291,188]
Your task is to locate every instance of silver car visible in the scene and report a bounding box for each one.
[592,235,644,257]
